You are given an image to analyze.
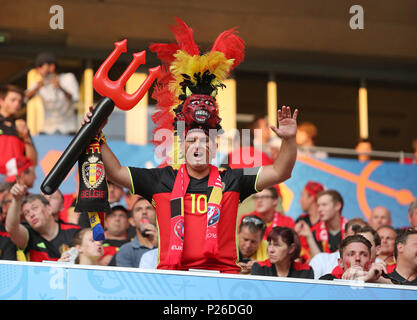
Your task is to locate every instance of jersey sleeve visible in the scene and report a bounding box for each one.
[229,167,262,202]
[127,167,165,203]
[59,73,79,102]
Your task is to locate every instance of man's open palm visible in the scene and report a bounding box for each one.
[270,106,298,139]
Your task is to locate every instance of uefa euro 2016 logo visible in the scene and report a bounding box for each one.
[207,206,220,226]
[174,219,184,241]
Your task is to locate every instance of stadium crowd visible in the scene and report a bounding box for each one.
[1,74,417,287]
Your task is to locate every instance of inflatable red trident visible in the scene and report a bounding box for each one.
[41,39,161,195]
[93,39,161,110]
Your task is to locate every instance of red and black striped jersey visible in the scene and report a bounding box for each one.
[251,259,314,279]
[22,221,80,262]
[128,165,260,273]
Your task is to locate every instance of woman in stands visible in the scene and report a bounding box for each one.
[251,226,314,279]
[58,228,103,265]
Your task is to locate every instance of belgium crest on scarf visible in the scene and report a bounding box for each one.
[74,133,110,240]
[149,17,245,167]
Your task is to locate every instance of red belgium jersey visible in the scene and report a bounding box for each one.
[128,166,260,273]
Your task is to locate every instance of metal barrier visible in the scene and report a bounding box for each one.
[298,146,415,163]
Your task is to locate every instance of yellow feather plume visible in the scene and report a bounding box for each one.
[169,50,234,96]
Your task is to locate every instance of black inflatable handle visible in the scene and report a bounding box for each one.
[41,97,115,195]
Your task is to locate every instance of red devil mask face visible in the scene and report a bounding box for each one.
[180,94,220,129]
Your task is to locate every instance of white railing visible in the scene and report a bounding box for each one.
[298,146,416,163]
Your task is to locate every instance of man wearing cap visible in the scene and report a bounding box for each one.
[98,204,131,266]
[296,181,324,227]
[82,19,298,273]
[25,52,79,135]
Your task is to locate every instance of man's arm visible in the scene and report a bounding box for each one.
[100,143,132,190]
[25,80,43,100]
[256,106,298,191]
[295,220,321,259]
[15,119,38,166]
[5,183,29,249]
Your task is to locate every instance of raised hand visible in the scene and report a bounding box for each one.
[270,106,298,140]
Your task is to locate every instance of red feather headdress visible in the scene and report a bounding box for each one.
[149,18,245,166]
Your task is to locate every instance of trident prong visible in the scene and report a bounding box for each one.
[93,39,161,110]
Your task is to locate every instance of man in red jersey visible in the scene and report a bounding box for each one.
[0,85,38,182]
[296,181,324,227]
[82,19,298,273]
[83,105,297,273]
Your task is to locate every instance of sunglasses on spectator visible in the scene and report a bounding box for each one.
[241,216,266,230]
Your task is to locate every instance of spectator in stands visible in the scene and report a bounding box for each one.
[376,225,397,266]
[0,85,38,182]
[408,200,417,229]
[354,225,382,263]
[250,115,280,160]
[0,182,13,202]
[295,189,348,260]
[325,224,384,280]
[296,121,327,158]
[309,217,367,279]
[116,197,158,268]
[124,190,141,211]
[1,172,33,226]
[368,206,392,231]
[251,226,314,279]
[7,156,36,190]
[98,205,130,266]
[402,137,417,164]
[319,235,386,282]
[25,52,79,135]
[58,228,103,265]
[6,185,80,262]
[0,183,18,260]
[296,181,325,227]
[386,228,417,285]
[355,138,373,162]
[241,186,294,241]
[0,186,13,226]
[238,215,268,274]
